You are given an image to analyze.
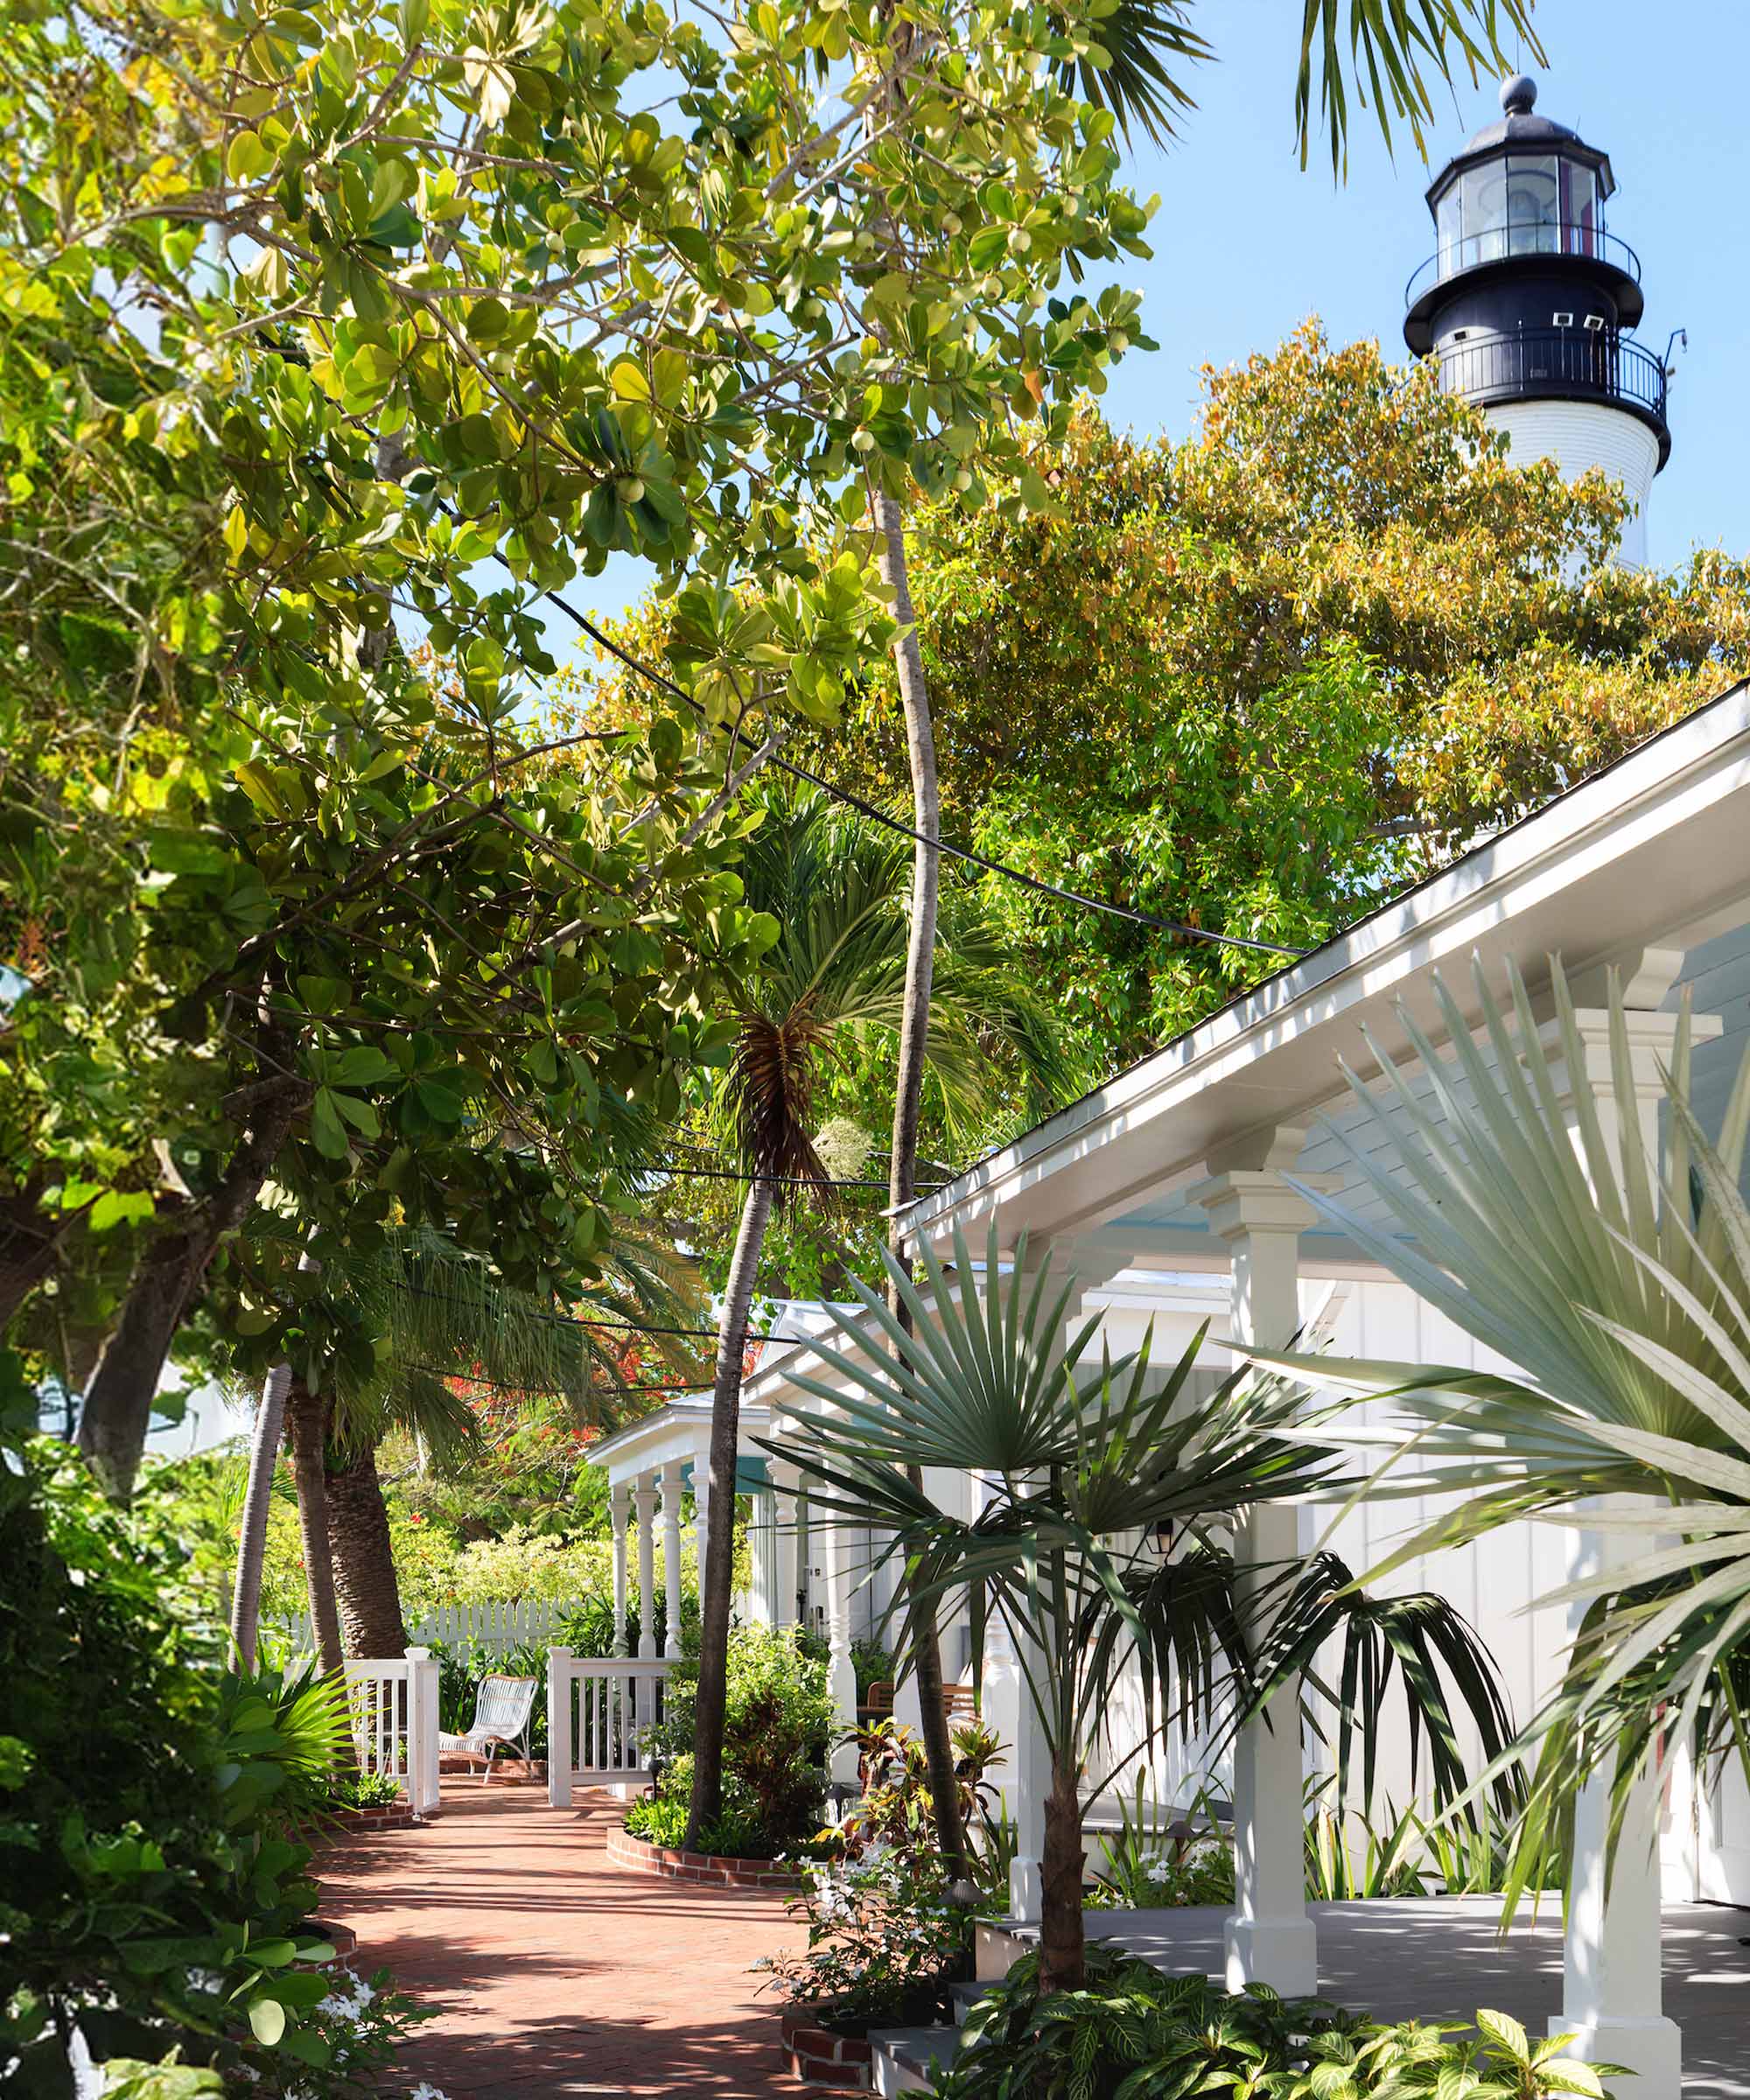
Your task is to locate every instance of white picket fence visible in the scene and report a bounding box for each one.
[345,1650,442,1814]
[547,1647,671,1803]
[280,1597,586,1656]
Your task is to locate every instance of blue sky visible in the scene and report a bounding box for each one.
[549,0,1747,649]
[1100,0,1746,578]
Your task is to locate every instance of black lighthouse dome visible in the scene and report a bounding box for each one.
[1403,74,1670,466]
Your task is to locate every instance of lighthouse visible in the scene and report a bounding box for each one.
[1404,74,1671,566]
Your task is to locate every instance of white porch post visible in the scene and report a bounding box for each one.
[690,1437,712,1586]
[609,1485,631,1656]
[771,1460,800,1629]
[820,1502,862,1785]
[634,1473,659,1658]
[1548,965,1711,2096]
[661,1460,685,1660]
[1194,1147,1334,1998]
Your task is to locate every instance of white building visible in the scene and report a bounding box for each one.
[705,682,1750,2096]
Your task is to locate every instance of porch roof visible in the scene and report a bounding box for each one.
[899,680,1750,1270]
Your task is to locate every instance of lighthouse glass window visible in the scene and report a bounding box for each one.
[1503,156,1560,253]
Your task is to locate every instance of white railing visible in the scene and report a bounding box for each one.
[343,1648,441,1815]
[546,1646,671,1803]
[283,1597,586,1656]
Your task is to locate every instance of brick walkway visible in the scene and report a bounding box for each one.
[315,1779,807,2097]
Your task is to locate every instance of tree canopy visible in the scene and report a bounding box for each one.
[780,326,1750,1072]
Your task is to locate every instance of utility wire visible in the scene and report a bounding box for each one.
[515,564,1311,964]
[649,1160,943,1192]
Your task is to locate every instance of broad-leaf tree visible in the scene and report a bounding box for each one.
[799,337,1750,1074]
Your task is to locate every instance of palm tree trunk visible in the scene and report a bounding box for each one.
[228,1360,292,1672]
[326,1438,407,1660]
[285,1376,346,1677]
[1039,1757,1088,1992]
[685,1173,775,1850]
[873,485,970,1879]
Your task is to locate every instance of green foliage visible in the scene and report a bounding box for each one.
[931,1951,1625,2100]
[931,1945,1356,2098]
[324,1770,402,1811]
[1086,1778,1235,1910]
[778,344,1750,1077]
[850,1636,894,1703]
[623,1786,769,1860]
[650,1624,836,1853]
[759,1847,970,2027]
[0,1432,419,2094]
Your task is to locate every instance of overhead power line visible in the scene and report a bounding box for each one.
[511,557,1310,965]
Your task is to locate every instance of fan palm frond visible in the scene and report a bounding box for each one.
[1250,956,1750,1898]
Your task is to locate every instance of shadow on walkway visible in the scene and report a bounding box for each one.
[317,1780,804,2098]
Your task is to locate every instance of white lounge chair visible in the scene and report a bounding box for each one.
[438,1673,538,1783]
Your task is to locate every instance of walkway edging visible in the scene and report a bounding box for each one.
[606,1822,805,1889]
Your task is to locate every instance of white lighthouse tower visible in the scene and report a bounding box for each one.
[1404,74,1671,566]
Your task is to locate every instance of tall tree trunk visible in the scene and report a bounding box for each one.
[285,1376,346,1677]
[228,1361,292,1672]
[1039,1757,1088,1993]
[685,1173,775,1851]
[230,1243,319,1670]
[327,1438,407,1660]
[873,485,970,1879]
[77,1068,304,1501]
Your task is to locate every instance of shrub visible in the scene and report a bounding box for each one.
[326,1769,403,1811]
[850,1635,892,1702]
[929,1950,1627,2099]
[649,1623,835,1854]
[624,1789,767,1858]
[0,1410,427,2095]
[760,1846,970,2029]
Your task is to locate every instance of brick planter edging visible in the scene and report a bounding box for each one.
[606,1822,805,1890]
[780,2006,875,2091]
[323,1802,423,1836]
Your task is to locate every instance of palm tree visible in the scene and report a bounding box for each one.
[232,1220,706,1666]
[684,789,1082,1852]
[1249,958,1750,1900]
[767,1225,1515,1991]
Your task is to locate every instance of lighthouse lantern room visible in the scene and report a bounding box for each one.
[1404,74,1671,565]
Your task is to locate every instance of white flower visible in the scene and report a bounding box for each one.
[410,2082,452,2100]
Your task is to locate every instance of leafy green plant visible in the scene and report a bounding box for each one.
[0,1421,427,2094]
[1294,2008,1625,2098]
[759,1847,971,2028]
[930,1943,1354,2098]
[649,1624,836,1855]
[624,1789,768,1858]
[931,1951,1627,2100]
[1302,1782,1428,1901]
[325,1770,402,1812]
[850,1637,894,1703]
[1087,1776,1236,1910]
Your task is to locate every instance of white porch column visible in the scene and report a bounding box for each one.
[771,1460,801,1628]
[1194,1145,1335,1998]
[819,1503,862,1784]
[690,1437,712,1586]
[1546,964,1711,2097]
[634,1473,658,1661]
[661,1460,685,1660]
[609,1485,631,1656]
